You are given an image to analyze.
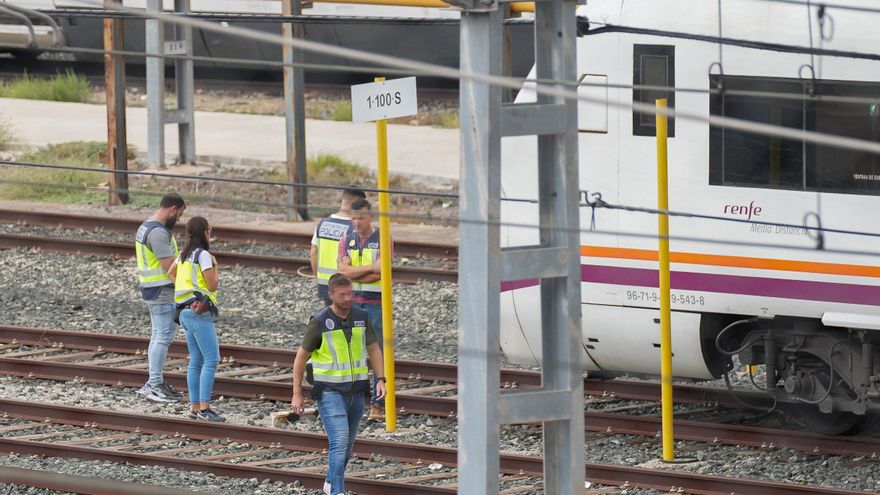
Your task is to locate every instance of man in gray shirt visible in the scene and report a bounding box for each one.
[134,193,186,402]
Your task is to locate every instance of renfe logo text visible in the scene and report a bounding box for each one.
[723,201,762,220]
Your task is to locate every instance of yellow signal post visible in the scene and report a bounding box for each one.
[374,77,397,432]
[656,98,674,461]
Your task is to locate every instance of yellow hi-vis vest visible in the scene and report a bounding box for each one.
[135,221,178,288]
[345,229,382,298]
[174,249,219,306]
[315,216,352,287]
[311,306,370,387]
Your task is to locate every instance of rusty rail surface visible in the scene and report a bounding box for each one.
[3,339,880,459]
[0,466,198,495]
[0,400,868,495]
[0,233,456,283]
[0,208,458,259]
[0,324,767,405]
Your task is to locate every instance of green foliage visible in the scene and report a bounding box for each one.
[0,141,132,203]
[0,118,14,151]
[307,153,371,184]
[435,111,460,129]
[264,154,372,186]
[330,101,353,121]
[0,70,92,103]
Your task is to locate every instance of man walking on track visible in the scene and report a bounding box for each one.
[134,193,186,402]
[311,187,366,305]
[291,273,386,495]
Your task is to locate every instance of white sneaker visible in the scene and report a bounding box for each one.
[323,481,331,495]
[135,384,177,403]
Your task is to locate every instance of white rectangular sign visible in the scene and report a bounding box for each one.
[351,77,418,123]
[164,40,187,56]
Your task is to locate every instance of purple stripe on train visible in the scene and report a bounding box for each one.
[500,265,880,306]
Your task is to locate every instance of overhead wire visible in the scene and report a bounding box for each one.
[5,1,880,251]
[52,0,880,159]
[7,9,880,106]
[4,169,880,259]
[754,0,880,15]
[580,195,880,239]
[5,158,880,240]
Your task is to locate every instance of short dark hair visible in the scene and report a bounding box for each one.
[342,187,366,201]
[351,198,371,212]
[160,193,185,209]
[328,273,352,292]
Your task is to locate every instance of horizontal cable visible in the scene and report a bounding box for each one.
[585,21,880,63]
[754,0,880,15]
[2,174,877,259]
[0,160,537,204]
[0,160,455,199]
[581,197,880,239]
[87,0,880,158]
[40,45,429,77]
[39,8,532,25]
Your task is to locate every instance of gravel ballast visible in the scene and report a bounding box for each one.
[2,247,880,493]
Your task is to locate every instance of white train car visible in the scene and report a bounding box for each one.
[501,0,880,433]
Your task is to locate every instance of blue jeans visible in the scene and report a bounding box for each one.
[179,308,220,404]
[316,389,364,495]
[354,302,384,407]
[146,302,178,387]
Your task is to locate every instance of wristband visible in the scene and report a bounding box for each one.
[376,376,387,383]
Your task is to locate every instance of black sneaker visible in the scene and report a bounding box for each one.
[187,410,199,420]
[158,382,183,401]
[196,409,226,422]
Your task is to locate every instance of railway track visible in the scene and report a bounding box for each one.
[3,325,880,459]
[0,232,456,284]
[0,399,867,495]
[0,208,458,259]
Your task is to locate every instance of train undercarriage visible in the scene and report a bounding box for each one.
[715,316,880,435]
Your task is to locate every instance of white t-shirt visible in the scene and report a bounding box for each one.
[172,249,214,272]
[311,213,352,245]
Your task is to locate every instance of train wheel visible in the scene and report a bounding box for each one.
[787,405,871,435]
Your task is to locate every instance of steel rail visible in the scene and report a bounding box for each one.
[0,208,458,258]
[0,356,458,418]
[2,354,879,458]
[0,233,456,283]
[0,400,868,495]
[0,324,761,404]
[0,398,535,475]
[0,466,199,495]
[0,438,454,495]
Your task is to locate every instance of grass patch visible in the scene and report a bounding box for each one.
[0,141,133,203]
[265,153,372,185]
[0,118,14,151]
[435,110,459,129]
[330,101,353,121]
[0,70,92,103]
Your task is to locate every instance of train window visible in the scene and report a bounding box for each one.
[633,44,675,137]
[710,75,880,195]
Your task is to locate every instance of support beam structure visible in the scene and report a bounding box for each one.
[457,0,583,492]
[103,1,128,205]
[282,0,309,221]
[146,0,195,168]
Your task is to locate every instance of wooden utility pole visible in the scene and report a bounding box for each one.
[283,0,309,220]
[104,2,129,205]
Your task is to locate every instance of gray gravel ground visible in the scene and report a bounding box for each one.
[0,455,317,494]
[0,223,458,271]
[0,248,458,363]
[2,247,880,493]
[1,376,880,493]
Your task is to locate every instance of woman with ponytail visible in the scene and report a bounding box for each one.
[167,216,224,422]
